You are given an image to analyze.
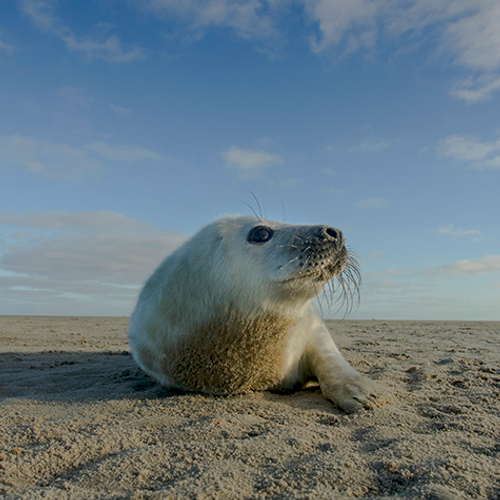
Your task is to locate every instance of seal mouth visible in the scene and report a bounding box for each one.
[279,247,361,316]
[280,248,348,284]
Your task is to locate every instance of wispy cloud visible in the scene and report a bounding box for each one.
[450,75,500,103]
[222,146,284,179]
[0,211,160,233]
[368,255,500,281]
[302,0,379,54]
[437,133,500,169]
[85,142,161,162]
[355,197,389,209]
[0,38,19,55]
[20,0,143,63]
[110,104,133,116]
[0,135,101,181]
[0,136,162,180]
[17,1,500,99]
[441,1,500,72]
[306,0,500,100]
[352,140,390,152]
[424,255,500,278]
[56,86,93,109]
[436,224,480,237]
[140,0,277,40]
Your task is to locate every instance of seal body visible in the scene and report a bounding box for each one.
[128,215,378,412]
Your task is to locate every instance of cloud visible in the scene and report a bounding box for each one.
[20,0,143,63]
[302,0,380,54]
[140,0,277,40]
[61,33,144,62]
[0,211,160,233]
[301,0,500,100]
[437,133,500,169]
[352,140,390,152]
[0,211,188,314]
[0,135,101,181]
[450,75,500,103]
[85,142,161,162]
[56,86,93,109]
[322,168,336,177]
[222,146,284,179]
[436,224,480,237]
[280,177,299,188]
[17,0,500,101]
[424,255,500,278]
[355,197,389,209]
[0,39,19,55]
[110,104,133,115]
[1,233,182,286]
[324,187,343,196]
[367,255,500,280]
[0,135,162,180]
[441,1,500,72]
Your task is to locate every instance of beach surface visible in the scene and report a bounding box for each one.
[0,316,499,499]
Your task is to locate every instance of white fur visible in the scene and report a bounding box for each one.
[128,215,378,412]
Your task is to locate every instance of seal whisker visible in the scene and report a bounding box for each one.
[280,255,301,269]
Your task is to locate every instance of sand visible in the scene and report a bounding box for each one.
[0,316,499,499]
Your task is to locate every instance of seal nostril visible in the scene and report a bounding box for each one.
[326,228,338,239]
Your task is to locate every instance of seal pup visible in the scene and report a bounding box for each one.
[128,215,378,412]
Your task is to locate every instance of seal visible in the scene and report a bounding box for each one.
[128,215,378,412]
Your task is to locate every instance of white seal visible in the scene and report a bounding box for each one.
[128,215,378,412]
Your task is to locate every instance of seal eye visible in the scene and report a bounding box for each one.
[247,226,274,244]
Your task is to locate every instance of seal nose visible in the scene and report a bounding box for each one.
[314,225,343,242]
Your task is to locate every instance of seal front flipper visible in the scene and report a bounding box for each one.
[305,315,380,413]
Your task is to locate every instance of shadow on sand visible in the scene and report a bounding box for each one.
[0,350,189,402]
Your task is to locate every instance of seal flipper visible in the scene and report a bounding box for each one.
[304,312,379,413]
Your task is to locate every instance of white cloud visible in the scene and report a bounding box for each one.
[20,0,143,63]
[322,168,336,177]
[425,255,500,278]
[450,75,500,103]
[0,135,162,180]
[301,0,500,101]
[140,0,276,40]
[1,232,182,286]
[280,177,299,188]
[436,224,480,237]
[222,146,284,179]
[61,33,144,62]
[85,142,161,162]
[302,0,380,54]
[367,254,500,280]
[0,211,188,314]
[0,135,101,181]
[17,0,500,100]
[355,197,389,209]
[0,39,18,55]
[442,1,500,72]
[110,104,133,115]
[324,187,342,196]
[56,86,93,109]
[352,140,390,152]
[0,211,160,233]
[437,133,500,169]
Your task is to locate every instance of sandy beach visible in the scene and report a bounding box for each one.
[0,315,499,499]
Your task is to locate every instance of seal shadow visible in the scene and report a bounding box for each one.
[0,350,188,402]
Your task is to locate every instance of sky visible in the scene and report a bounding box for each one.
[0,0,499,320]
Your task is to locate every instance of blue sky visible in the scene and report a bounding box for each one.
[1,0,499,319]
